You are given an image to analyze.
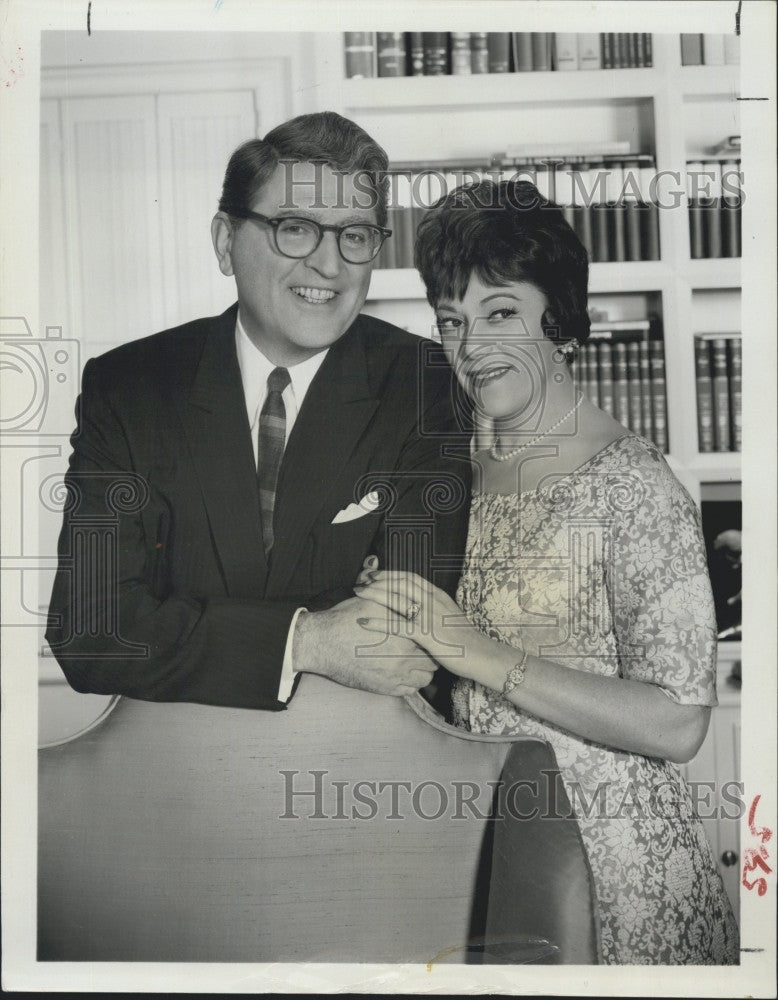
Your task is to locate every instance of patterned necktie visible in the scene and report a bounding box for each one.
[257,366,291,554]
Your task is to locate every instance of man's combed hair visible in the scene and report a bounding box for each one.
[218,111,390,226]
[415,179,591,345]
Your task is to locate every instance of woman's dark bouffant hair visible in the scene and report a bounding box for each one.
[415,179,590,345]
[218,111,390,226]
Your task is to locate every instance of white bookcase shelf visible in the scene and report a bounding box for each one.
[315,32,742,500]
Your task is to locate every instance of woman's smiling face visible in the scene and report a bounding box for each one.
[435,273,558,425]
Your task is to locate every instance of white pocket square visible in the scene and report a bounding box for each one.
[331,490,382,524]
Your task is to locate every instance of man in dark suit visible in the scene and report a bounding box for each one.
[45,111,470,712]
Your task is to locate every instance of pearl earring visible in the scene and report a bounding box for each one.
[559,338,580,360]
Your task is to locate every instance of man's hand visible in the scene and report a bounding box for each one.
[292,597,437,697]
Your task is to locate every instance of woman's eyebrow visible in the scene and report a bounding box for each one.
[480,292,521,304]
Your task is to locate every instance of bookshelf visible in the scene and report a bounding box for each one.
[300,31,742,507]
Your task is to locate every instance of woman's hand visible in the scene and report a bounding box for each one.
[354,570,479,675]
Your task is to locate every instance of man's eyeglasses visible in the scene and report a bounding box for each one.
[231,210,392,265]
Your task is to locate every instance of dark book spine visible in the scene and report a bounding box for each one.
[571,163,594,259]
[598,342,614,416]
[626,341,643,434]
[423,32,448,75]
[638,341,653,438]
[531,32,552,71]
[648,341,668,452]
[554,161,576,233]
[711,338,731,451]
[644,33,653,67]
[642,202,661,261]
[450,32,472,75]
[626,32,637,68]
[577,343,590,401]
[576,204,594,260]
[586,340,599,406]
[702,163,723,259]
[377,32,407,77]
[721,197,740,257]
[395,208,414,268]
[721,160,742,257]
[393,173,415,268]
[615,33,628,68]
[607,163,626,263]
[380,207,399,269]
[623,159,642,261]
[488,33,511,73]
[512,32,534,71]
[408,32,425,76]
[411,200,429,259]
[733,160,742,257]
[601,33,614,70]
[687,162,705,259]
[635,32,646,67]
[695,338,715,452]
[590,160,610,262]
[612,342,629,424]
[702,203,722,258]
[344,32,376,78]
[470,32,489,73]
[689,199,704,258]
[729,338,742,451]
[681,33,702,66]
[639,161,660,261]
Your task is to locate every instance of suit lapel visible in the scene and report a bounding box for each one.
[178,305,269,596]
[268,324,378,596]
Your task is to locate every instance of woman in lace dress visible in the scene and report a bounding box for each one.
[355,180,739,964]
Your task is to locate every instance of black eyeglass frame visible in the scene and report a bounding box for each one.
[230,209,392,264]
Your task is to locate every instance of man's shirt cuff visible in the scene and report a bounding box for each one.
[277,607,307,703]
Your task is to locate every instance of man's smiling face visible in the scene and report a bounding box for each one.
[213,160,377,366]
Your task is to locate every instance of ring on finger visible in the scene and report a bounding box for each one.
[406,601,422,621]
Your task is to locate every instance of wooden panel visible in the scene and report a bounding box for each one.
[39,100,70,337]
[61,96,163,352]
[39,676,536,963]
[156,90,257,328]
[714,707,741,922]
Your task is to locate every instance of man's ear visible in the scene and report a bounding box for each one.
[211,212,235,276]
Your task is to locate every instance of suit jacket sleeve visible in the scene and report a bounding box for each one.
[46,359,299,711]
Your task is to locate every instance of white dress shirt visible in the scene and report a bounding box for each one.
[235,314,329,702]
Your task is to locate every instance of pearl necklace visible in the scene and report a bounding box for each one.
[490,394,584,462]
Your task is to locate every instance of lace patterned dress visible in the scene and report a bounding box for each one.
[452,434,739,964]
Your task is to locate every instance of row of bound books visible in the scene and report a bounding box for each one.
[344,32,653,78]
[374,158,662,271]
[687,160,743,259]
[576,328,668,452]
[695,335,742,453]
[680,34,740,66]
